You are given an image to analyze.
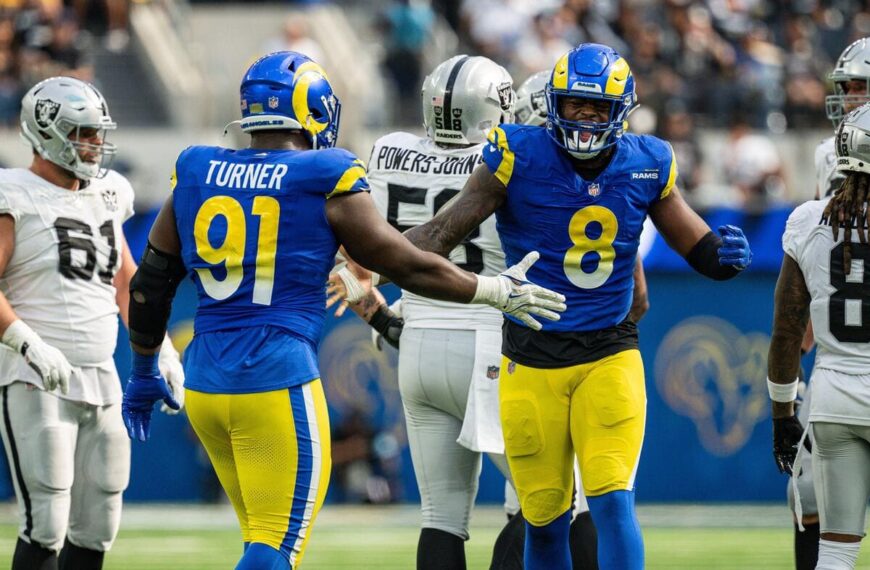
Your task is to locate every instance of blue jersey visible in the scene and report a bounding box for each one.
[483,125,676,333]
[172,145,368,393]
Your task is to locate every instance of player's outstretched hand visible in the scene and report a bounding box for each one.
[123,353,180,442]
[772,415,811,475]
[473,251,567,331]
[327,263,373,318]
[1,319,71,394]
[717,225,752,270]
[157,336,185,415]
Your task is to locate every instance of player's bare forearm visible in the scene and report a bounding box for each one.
[114,233,136,328]
[768,255,811,418]
[629,257,649,322]
[327,192,479,302]
[648,188,711,257]
[404,165,506,257]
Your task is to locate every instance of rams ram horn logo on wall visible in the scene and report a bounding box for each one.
[35,99,61,128]
[654,316,770,457]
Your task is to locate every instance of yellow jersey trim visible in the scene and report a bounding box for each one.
[487,127,515,186]
[326,160,367,200]
[660,143,678,200]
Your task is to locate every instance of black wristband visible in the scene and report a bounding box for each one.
[368,305,403,349]
[369,305,399,335]
[686,231,740,281]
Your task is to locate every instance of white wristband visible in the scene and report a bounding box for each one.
[471,275,506,307]
[767,378,799,403]
[1,320,37,354]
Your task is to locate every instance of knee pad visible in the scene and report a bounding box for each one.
[582,444,632,495]
[30,425,74,492]
[522,488,572,527]
[87,423,130,494]
[501,398,543,457]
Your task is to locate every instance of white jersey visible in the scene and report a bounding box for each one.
[0,168,134,405]
[368,132,505,331]
[783,198,870,424]
[814,136,845,199]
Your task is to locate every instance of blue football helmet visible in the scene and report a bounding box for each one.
[546,43,636,159]
[238,51,341,149]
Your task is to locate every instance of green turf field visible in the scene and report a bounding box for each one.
[0,504,868,569]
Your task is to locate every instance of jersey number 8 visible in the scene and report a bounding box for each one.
[194,195,280,305]
[563,205,619,289]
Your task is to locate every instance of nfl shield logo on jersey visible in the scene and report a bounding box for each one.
[268,96,279,109]
[507,361,516,375]
[486,365,500,380]
[588,183,600,197]
[101,188,118,211]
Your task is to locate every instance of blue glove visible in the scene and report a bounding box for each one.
[122,352,180,442]
[717,225,752,270]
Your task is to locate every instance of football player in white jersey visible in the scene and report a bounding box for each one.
[769,103,870,570]
[0,77,184,570]
[782,38,870,570]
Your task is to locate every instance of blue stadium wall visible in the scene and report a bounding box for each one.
[0,206,810,503]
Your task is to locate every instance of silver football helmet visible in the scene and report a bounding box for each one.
[826,38,870,126]
[835,102,870,175]
[515,71,549,127]
[422,55,514,145]
[20,77,117,180]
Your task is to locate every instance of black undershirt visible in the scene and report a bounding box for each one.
[501,318,639,369]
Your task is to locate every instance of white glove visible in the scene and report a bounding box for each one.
[471,251,566,331]
[158,335,185,414]
[2,320,71,394]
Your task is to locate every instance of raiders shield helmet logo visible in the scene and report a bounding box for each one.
[531,90,546,112]
[497,82,513,112]
[35,99,61,129]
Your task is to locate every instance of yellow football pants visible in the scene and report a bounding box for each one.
[186,380,331,568]
[500,349,646,526]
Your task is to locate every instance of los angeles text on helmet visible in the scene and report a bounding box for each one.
[374,144,483,175]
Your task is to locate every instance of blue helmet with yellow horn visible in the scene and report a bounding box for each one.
[238,51,341,149]
[545,43,636,159]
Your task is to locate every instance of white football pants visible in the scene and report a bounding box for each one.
[0,382,130,552]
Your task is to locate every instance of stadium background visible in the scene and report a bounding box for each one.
[0,0,866,567]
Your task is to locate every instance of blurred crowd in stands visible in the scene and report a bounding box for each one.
[0,0,866,208]
[0,0,129,125]
[378,0,870,207]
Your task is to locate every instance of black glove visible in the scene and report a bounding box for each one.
[773,415,812,475]
[369,305,403,350]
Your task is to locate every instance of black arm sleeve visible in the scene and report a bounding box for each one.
[685,231,740,281]
[128,242,188,349]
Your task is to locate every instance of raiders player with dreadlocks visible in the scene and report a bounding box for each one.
[770,101,870,570]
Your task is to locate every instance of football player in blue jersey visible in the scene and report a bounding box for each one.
[401,43,753,570]
[115,51,566,570]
